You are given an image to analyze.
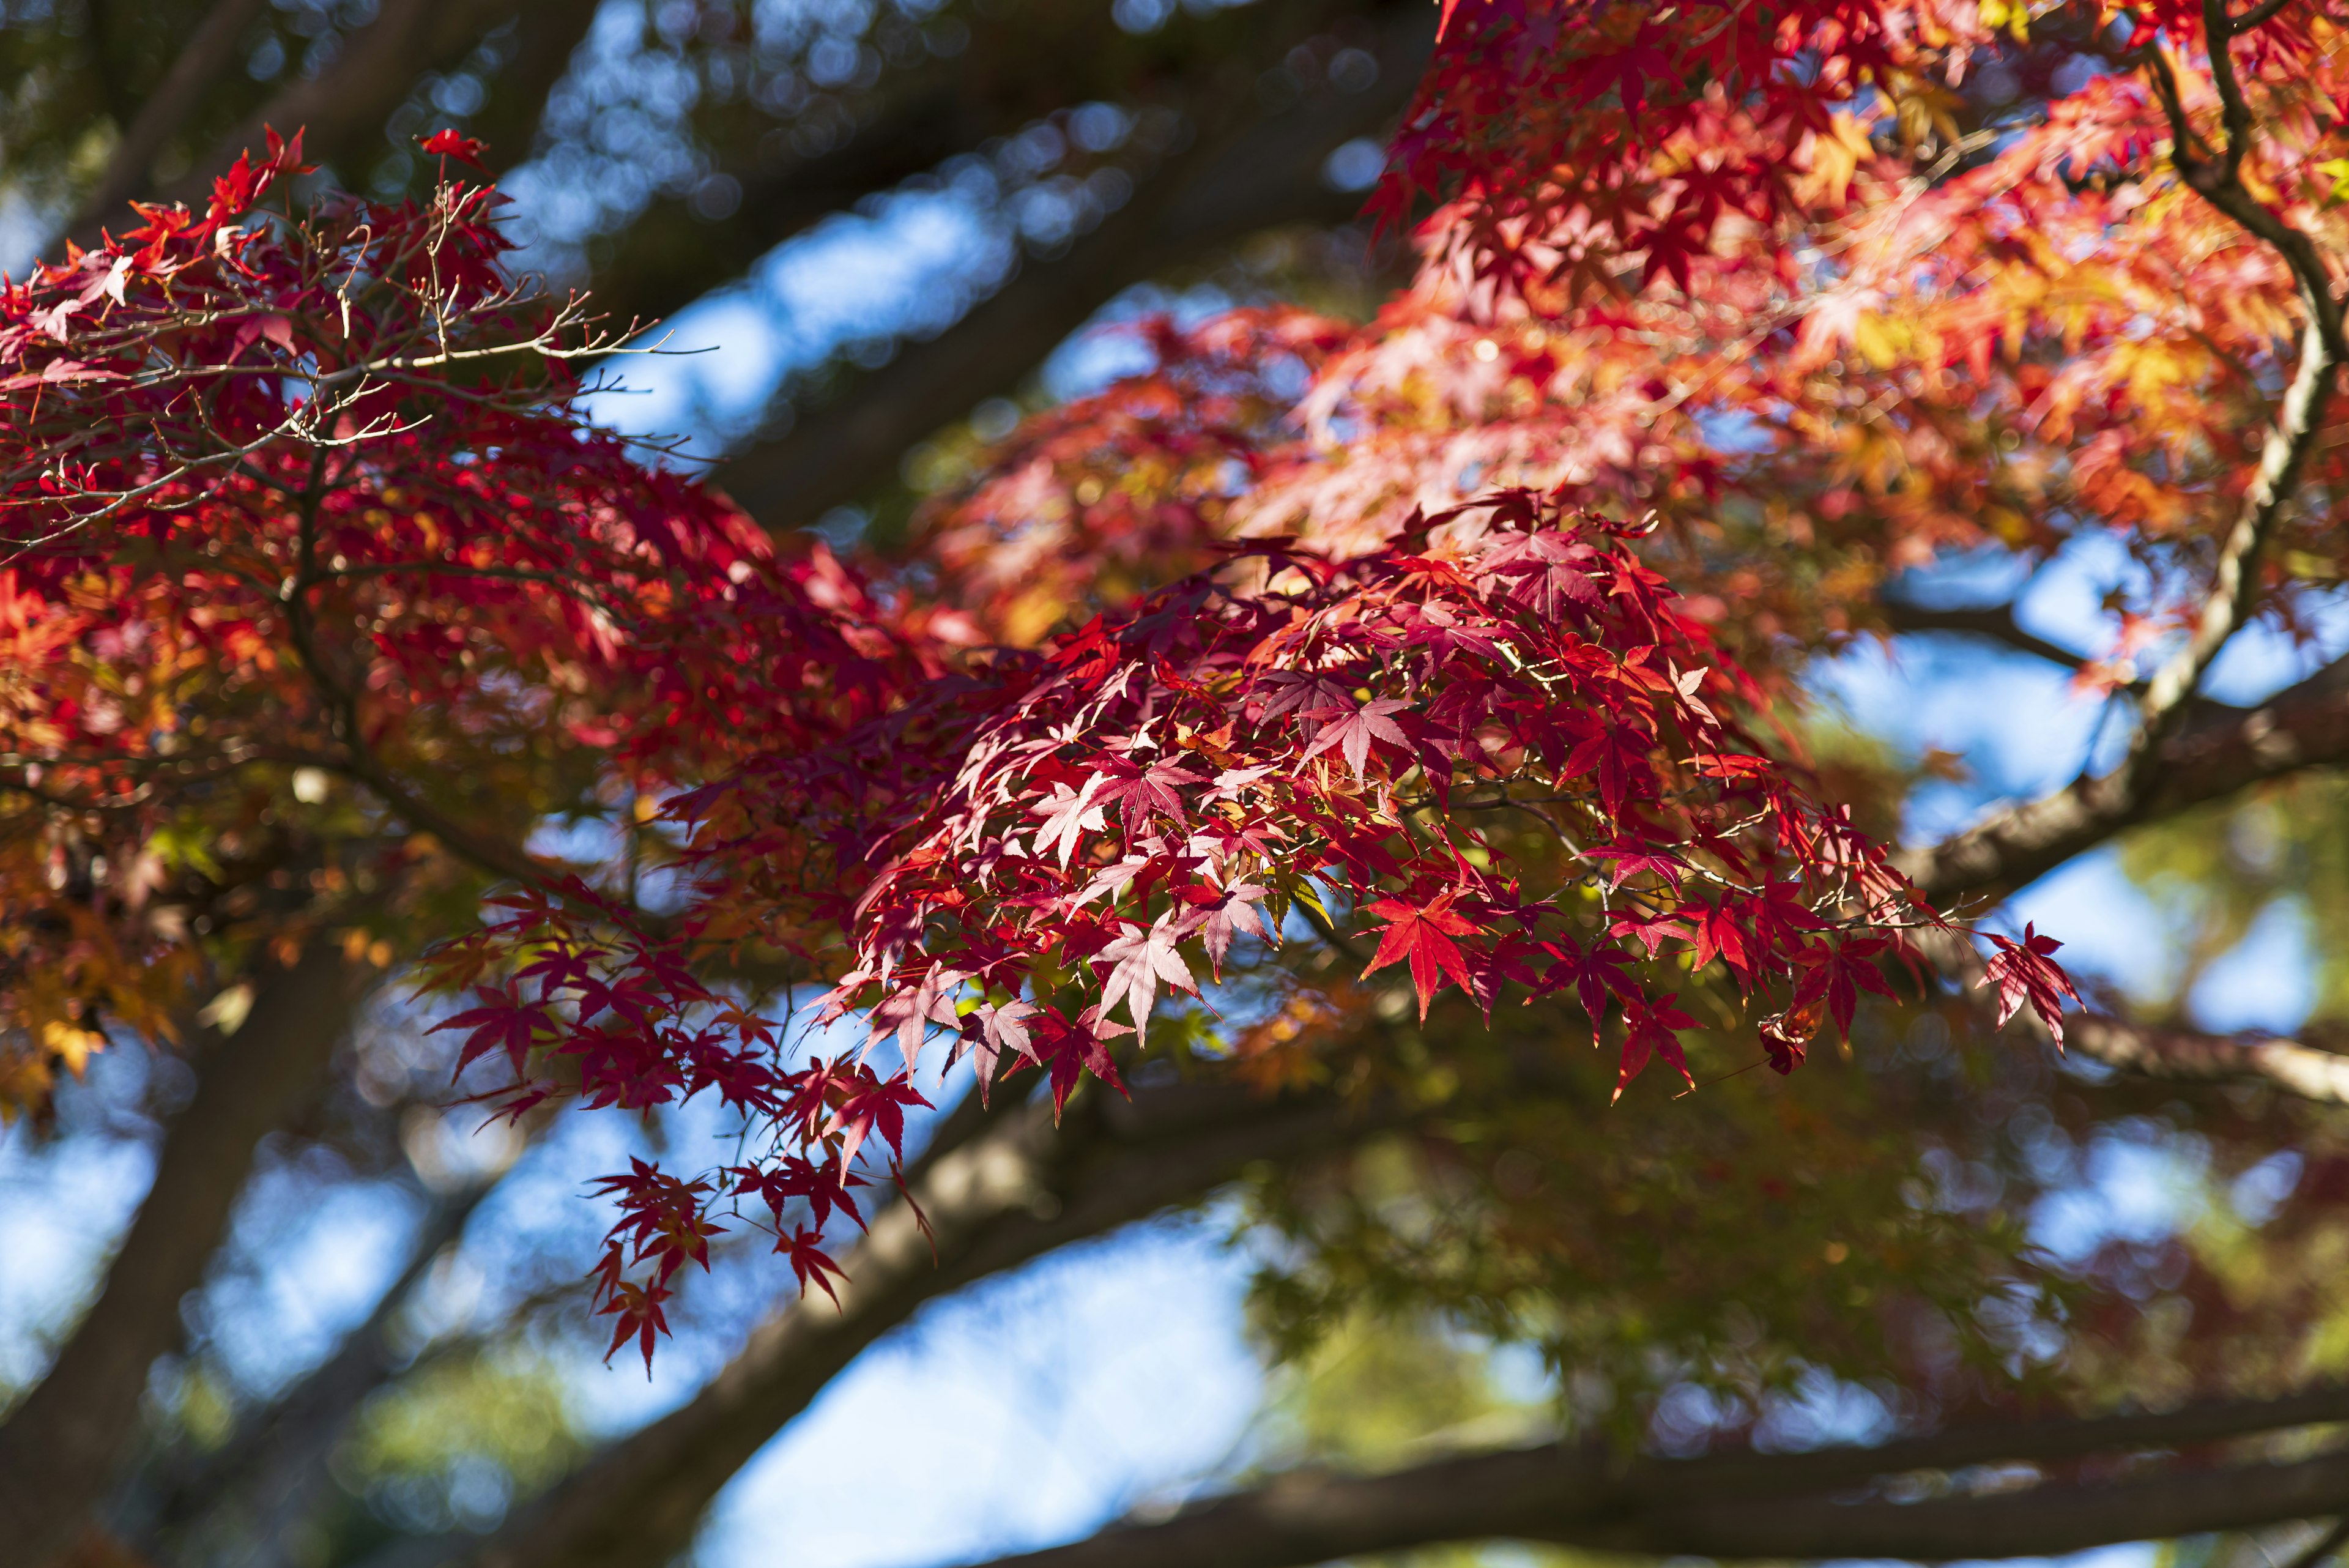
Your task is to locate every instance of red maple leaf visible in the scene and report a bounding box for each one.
[420,128,490,168]
[824,1072,931,1168]
[1543,935,1639,1029]
[1096,915,1200,1050]
[1587,841,1685,893]
[1616,992,1700,1102]
[1362,892,1483,1020]
[1982,923,2083,1047]
[1094,753,1210,828]
[1300,697,1412,779]
[597,1279,672,1377]
[782,1225,848,1308]
[1797,936,1898,1040]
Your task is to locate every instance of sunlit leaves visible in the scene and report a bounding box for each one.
[1982,923,2083,1047]
[1364,893,1482,1022]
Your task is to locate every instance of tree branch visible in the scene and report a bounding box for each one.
[713,6,1431,533]
[584,0,1411,334]
[1906,918,2349,1105]
[2282,1515,2349,1568]
[0,942,377,1568]
[1879,597,2094,674]
[121,1169,501,1563]
[335,752,555,892]
[1899,648,2349,902]
[930,1383,2349,1568]
[138,0,590,221]
[2227,0,2296,32]
[2064,1013,2349,1104]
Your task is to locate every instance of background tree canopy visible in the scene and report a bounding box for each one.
[11,5,2349,1568]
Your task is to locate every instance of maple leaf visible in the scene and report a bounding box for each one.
[1981,923,2083,1047]
[1071,855,1152,910]
[1668,663,1717,727]
[1029,777,1111,866]
[1587,842,1685,893]
[781,1224,847,1308]
[824,1072,931,1168]
[1479,529,1605,619]
[1036,1005,1130,1117]
[597,1279,672,1377]
[1096,915,1200,1049]
[1797,937,1896,1040]
[1253,671,1357,721]
[1615,992,1700,1102]
[1560,713,1658,816]
[1208,764,1275,800]
[863,967,967,1075]
[431,983,546,1079]
[952,998,1040,1100]
[1543,935,1638,1029]
[1608,907,1689,956]
[1685,897,1755,986]
[1362,893,1483,1020]
[420,128,491,168]
[1300,697,1412,780]
[1198,883,1274,973]
[1094,753,1209,828]
[732,1155,867,1234]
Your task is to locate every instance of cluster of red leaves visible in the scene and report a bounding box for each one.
[425,872,936,1366]
[777,496,1945,1102]
[17,0,2189,1359]
[472,493,2074,1361]
[529,0,2349,1365]
[1375,0,1997,296]
[911,307,1353,645]
[0,132,905,784]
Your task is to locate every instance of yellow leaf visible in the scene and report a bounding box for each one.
[41,1018,105,1076]
[196,983,256,1037]
[1850,312,1898,370]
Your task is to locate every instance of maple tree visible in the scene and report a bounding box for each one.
[18,4,2349,1568]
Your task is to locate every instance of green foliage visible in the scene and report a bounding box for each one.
[341,1351,584,1524]
[2119,778,2349,1027]
[1249,1312,1570,1568]
[1253,1309,1548,1471]
[1239,994,2079,1443]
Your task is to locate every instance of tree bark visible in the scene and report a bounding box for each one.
[0,942,375,1568]
[1900,648,2349,902]
[123,1176,492,1565]
[582,0,1398,333]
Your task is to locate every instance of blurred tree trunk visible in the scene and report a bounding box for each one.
[0,945,376,1567]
